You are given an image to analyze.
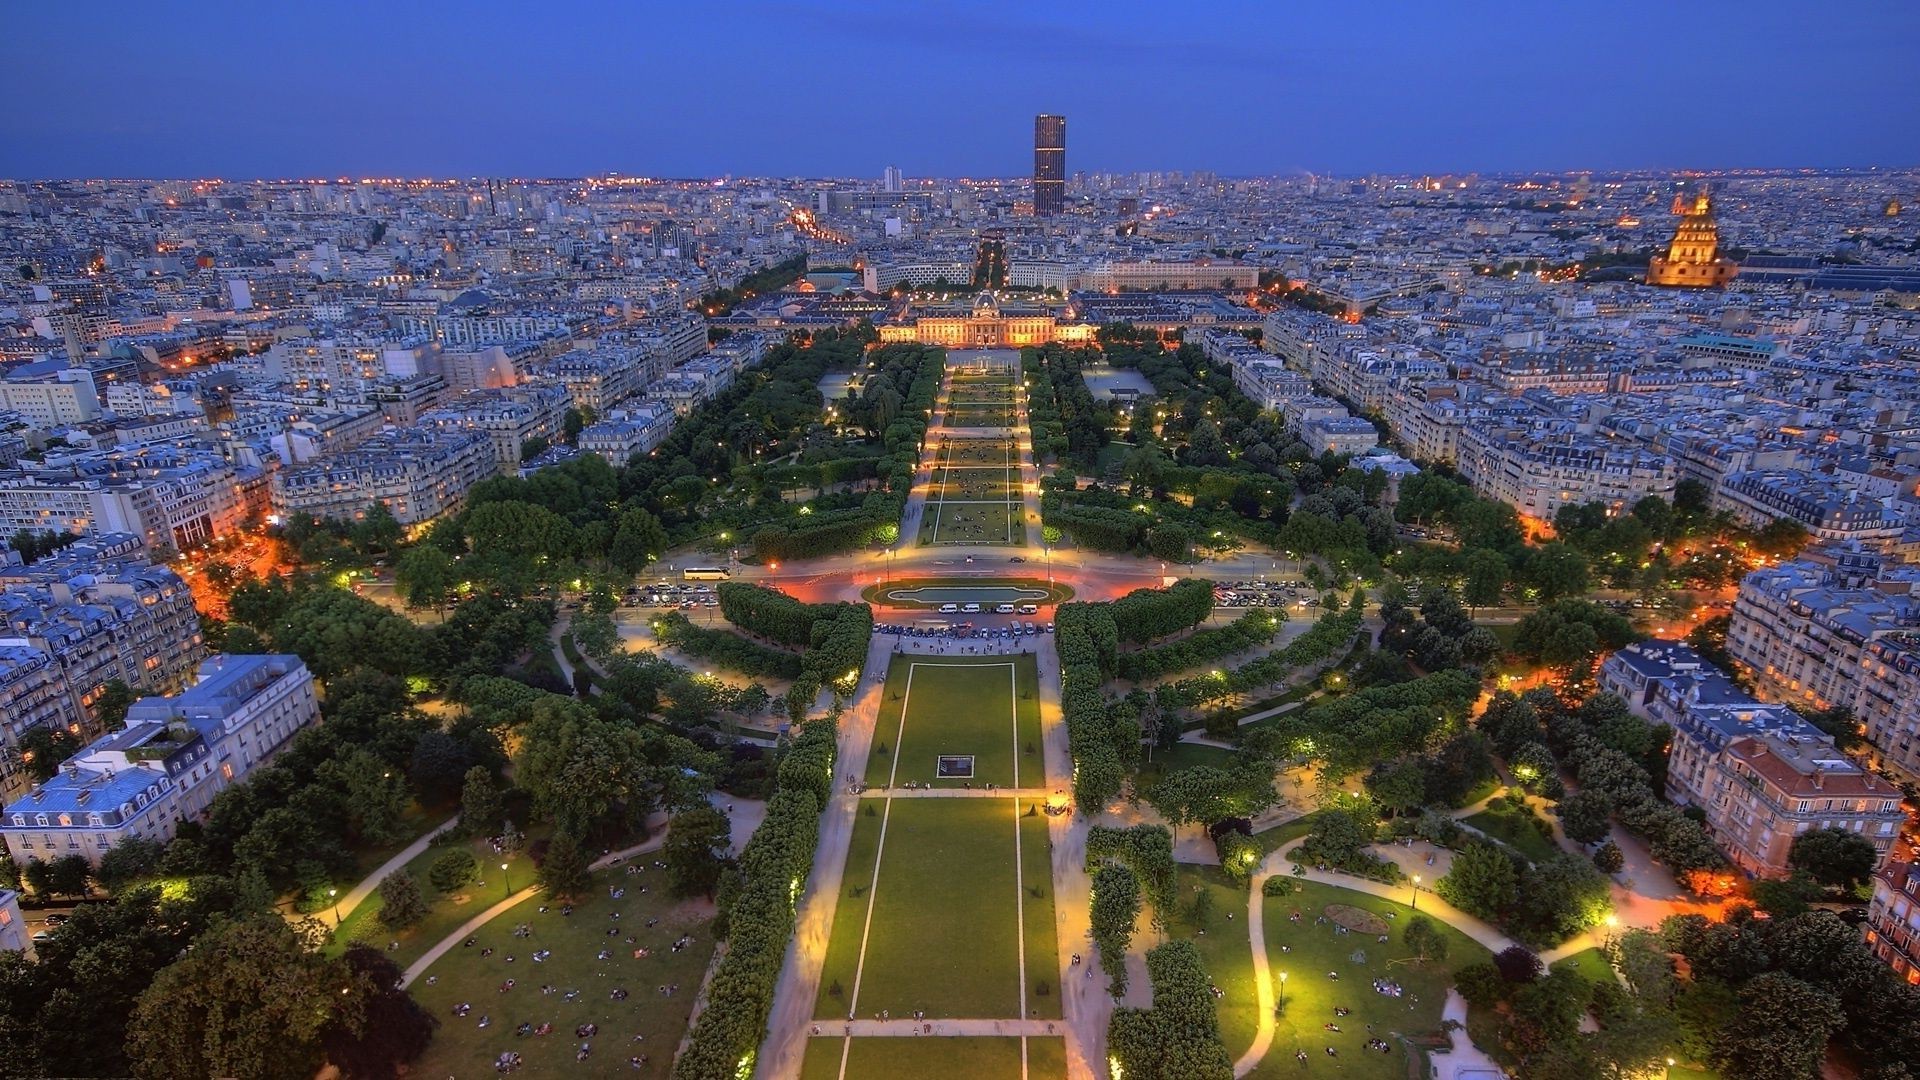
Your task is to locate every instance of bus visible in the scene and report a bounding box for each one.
[683,567,731,581]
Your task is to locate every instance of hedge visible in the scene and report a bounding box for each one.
[673,719,836,1079]
[1107,941,1234,1080]
[1108,578,1216,646]
[653,612,804,678]
[1155,605,1362,708]
[1116,608,1285,682]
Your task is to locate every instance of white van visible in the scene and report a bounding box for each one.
[1017,604,1039,615]
[939,603,960,614]
[962,603,983,613]
[995,603,1017,614]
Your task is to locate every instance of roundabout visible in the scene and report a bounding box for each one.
[861,577,1075,609]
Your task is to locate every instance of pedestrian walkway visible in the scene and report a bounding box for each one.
[818,1018,1063,1037]
[321,814,460,928]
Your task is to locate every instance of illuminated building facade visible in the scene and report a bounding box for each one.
[1647,189,1738,287]
[877,292,1095,348]
[1033,114,1065,216]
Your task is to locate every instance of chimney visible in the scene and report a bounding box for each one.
[1813,769,1825,790]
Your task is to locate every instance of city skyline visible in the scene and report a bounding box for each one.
[3,1,1917,179]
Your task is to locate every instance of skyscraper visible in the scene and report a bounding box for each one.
[1033,114,1065,216]
[883,165,902,193]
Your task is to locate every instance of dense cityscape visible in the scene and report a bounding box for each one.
[4,9,1920,1080]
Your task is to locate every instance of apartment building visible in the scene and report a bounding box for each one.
[0,655,319,866]
[1727,553,1920,784]
[1600,640,1905,879]
[1867,860,1920,985]
[1456,428,1677,519]
[271,426,497,527]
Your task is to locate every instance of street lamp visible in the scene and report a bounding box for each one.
[1411,874,1422,911]
[328,887,340,927]
[1276,970,1289,1016]
[501,862,511,897]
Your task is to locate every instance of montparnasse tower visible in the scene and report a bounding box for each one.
[1648,186,1738,287]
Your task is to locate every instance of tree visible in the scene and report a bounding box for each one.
[1463,548,1510,609]
[1593,841,1625,874]
[95,836,164,893]
[321,946,437,1079]
[1091,863,1144,994]
[1788,827,1878,891]
[1494,945,1544,984]
[48,853,92,898]
[394,545,456,610]
[1709,971,1845,1080]
[126,915,348,1080]
[376,870,427,929]
[95,678,139,729]
[1557,789,1614,844]
[1403,913,1449,964]
[665,805,733,899]
[1437,841,1519,921]
[1802,705,1863,753]
[428,848,479,894]
[537,831,591,898]
[460,767,503,834]
[608,508,670,575]
[17,724,80,782]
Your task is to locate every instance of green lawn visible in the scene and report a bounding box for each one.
[936,438,1018,468]
[932,468,1019,502]
[1170,866,1265,1063]
[860,578,1074,609]
[408,861,714,1080]
[1136,740,1238,792]
[925,500,1019,546]
[329,832,546,969]
[800,1035,1065,1080]
[1551,946,1615,986]
[815,798,1053,1020]
[947,404,1016,427]
[1463,803,1561,865]
[867,656,1042,789]
[1251,880,1492,1078]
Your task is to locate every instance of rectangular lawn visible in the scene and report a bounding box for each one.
[800,1036,1065,1080]
[867,657,1041,789]
[818,798,1045,1019]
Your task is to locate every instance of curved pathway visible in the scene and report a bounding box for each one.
[399,831,669,989]
[1232,835,1608,1077]
[397,792,761,990]
[321,814,460,928]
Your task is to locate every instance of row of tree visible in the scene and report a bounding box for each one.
[1114,608,1285,682]
[653,612,805,678]
[674,719,837,1079]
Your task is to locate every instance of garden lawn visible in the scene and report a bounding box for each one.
[1135,740,1237,792]
[1463,803,1561,865]
[407,860,715,1080]
[1169,866,1265,1064]
[926,502,1018,546]
[799,1035,1065,1080]
[329,832,544,969]
[1251,880,1491,1079]
[867,656,1041,790]
[1550,946,1615,986]
[814,798,1047,1019]
[932,469,1019,502]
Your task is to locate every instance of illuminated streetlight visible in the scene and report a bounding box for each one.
[328,887,340,927]
[1411,874,1422,911]
[502,861,512,897]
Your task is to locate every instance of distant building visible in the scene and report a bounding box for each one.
[1033,115,1066,216]
[1647,188,1738,288]
[0,655,319,866]
[1867,860,1920,985]
[0,888,27,956]
[1601,639,1903,880]
[878,292,1095,348]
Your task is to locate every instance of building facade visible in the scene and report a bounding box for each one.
[1033,114,1065,216]
[0,654,318,866]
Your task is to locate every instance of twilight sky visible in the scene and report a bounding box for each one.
[3,0,1915,179]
